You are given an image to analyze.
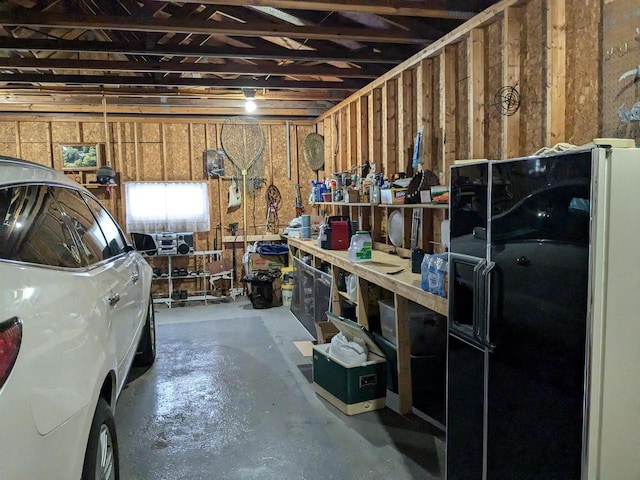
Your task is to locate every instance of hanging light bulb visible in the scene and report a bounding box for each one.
[245,98,257,113]
[243,89,257,113]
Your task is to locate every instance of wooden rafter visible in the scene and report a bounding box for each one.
[0,37,408,63]
[0,11,433,44]
[155,0,477,20]
[0,73,366,90]
[0,57,386,78]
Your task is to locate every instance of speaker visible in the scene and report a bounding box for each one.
[176,232,194,255]
[154,232,177,255]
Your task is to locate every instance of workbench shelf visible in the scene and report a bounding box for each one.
[287,236,447,424]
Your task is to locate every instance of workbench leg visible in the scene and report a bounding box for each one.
[394,293,412,415]
[356,276,370,329]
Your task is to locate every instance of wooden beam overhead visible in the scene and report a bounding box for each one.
[0,73,366,90]
[0,58,386,79]
[157,0,477,20]
[0,38,408,64]
[0,12,433,44]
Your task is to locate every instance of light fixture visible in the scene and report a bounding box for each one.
[243,89,257,113]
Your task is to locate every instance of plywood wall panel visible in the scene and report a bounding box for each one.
[191,123,206,181]
[566,0,600,145]
[50,122,77,144]
[520,0,546,155]
[457,37,470,160]
[81,122,105,143]
[164,123,191,181]
[138,143,163,181]
[0,143,17,158]
[20,142,49,165]
[268,124,294,231]
[0,122,15,143]
[19,122,49,143]
[486,19,504,161]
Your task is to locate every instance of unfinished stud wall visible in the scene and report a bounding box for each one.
[0,117,314,256]
[314,0,602,182]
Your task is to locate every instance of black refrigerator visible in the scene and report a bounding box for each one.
[446,150,594,480]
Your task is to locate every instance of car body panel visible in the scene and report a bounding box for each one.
[0,155,153,479]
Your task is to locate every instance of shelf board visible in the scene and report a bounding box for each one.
[337,290,356,304]
[310,201,447,209]
[310,201,371,207]
[223,234,282,243]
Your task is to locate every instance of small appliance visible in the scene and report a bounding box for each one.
[320,216,352,250]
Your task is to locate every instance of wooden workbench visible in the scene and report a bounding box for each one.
[287,236,448,416]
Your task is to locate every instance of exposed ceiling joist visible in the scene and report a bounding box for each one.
[0,73,366,91]
[158,0,477,20]
[0,12,432,44]
[0,1,494,117]
[0,58,386,79]
[0,38,408,64]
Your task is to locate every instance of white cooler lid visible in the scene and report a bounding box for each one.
[326,312,385,358]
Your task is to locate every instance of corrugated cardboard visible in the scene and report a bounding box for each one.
[248,252,287,272]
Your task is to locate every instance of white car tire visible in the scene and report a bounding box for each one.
[81,398,119,480]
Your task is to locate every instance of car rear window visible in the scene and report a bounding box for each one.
[51,187,112,263]
[0,185,84,268]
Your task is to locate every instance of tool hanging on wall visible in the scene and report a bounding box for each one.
[265,184,282,233]
[293,183,304,216]
[220,116,265,253]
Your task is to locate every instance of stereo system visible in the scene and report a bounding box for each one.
[151,232,194,255]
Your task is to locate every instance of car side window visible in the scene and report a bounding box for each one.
[82,194,128,257]
[0,185,84,268]
[51,187,112,263]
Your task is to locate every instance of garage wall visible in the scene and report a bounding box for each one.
[314,0,602,182]
[0,116,314,252]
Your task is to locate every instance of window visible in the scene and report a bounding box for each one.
[83,194,128,257]
[125,182,210,233]
[52,187,111,263]
[0,185,84,268]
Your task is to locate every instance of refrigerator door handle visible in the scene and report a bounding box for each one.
[479,261,496,350]
[472,260,488,339]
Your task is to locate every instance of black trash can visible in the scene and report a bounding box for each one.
[242,269,282,309]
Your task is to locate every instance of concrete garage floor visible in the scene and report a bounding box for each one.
[116,299,445,480]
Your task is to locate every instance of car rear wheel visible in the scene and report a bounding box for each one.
[81,398,118,480]
[135,295,156,367]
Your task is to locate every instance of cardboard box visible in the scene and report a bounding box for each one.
[380,188,407,205]
[206,258,232,275]
[248,252,287,272]
[315,321,339,344]
[312,313,387,415]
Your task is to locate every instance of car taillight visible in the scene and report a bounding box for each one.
[0,317,22,390]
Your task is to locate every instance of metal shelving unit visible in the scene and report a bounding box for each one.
[148,250,237,307]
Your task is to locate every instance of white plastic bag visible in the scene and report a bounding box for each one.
[346,274,358,302]
[228,179,241,209]
[327,332,368,366]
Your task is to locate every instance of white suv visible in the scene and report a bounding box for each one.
[0,156,155,479]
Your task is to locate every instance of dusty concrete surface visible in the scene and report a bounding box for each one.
[116,300,444,480]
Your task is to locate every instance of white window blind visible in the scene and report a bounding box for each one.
[125,181,210,233]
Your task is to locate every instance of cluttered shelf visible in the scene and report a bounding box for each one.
[310,201,448,209]
[287,236,447,317]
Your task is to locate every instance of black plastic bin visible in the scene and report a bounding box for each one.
[372,331,446,425]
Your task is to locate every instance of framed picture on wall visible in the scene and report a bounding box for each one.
[60,143,102,171]
[204,149,225,178]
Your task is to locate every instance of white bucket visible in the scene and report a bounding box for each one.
[282,287,293,307]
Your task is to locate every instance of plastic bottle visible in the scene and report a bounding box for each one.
[421,254,431,291]
[348,231,372,262]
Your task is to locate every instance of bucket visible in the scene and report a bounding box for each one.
[282,286,293,307]
[322,192,332,202]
